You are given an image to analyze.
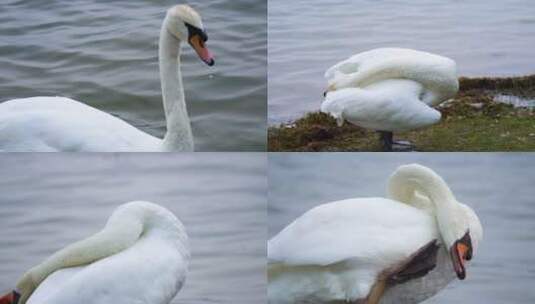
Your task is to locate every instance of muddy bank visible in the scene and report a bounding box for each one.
[268,75,535,151]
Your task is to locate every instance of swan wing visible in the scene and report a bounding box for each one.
[268,198,438,267]
[27,267,85,304]
[321,80,441,132]
[325,48,458,105]
[268,198,440,303]
[0,97,160,152]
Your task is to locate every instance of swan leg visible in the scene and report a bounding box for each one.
[378,131,393,152]
[350,281,386,304]
[379,132,415,152]
[392,140,415,151]
[362,280,387,304]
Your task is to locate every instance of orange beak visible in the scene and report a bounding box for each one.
[0,291,19,304]
[451,242,470,280]
[0,292,12,304]
[450,231,473,280]
[188,35,214,66]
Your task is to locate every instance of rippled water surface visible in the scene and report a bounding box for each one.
[0,0,267,151]
[269,153,535,303]
[268,0,535,123]
[0,153,266,304]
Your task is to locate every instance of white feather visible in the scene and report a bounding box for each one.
[0,5,208,152]
[268,198,443,303]
[20,201,189,304]
[268,164,483,304]
[0,97,160,152]
[321,48,458,132]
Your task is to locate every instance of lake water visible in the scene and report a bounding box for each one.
[268,0,535,123]
[0,0,267,151]
[269,153,535,303]
[0,153,266,304]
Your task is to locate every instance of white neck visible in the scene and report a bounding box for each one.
[158,23,194,152]
[387,164,465,246]
[16,202,189,304]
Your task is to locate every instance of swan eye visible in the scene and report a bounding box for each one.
[185,23,208,42]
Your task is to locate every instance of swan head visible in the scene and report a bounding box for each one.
[440,202,483,280]
[389,163,483,281]
[0,265,42,304]
[1,268,36,304]
[165,5,214,66]
[0,290,20,304]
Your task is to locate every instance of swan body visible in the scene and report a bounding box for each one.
[320,48,458,150]
[0,97,161,152]
[321,79,442,132]
[268,164,482,304]
[0,5,214,152]
[1,201,189,304]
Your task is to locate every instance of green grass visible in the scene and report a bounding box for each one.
[268,75,535,151]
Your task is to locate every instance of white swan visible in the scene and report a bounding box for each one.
[0,201,189,304]
[268,164,483,304]
[0,5,214,152]
[320,48,458,151]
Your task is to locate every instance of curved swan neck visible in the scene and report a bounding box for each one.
[15,209,143,303]
[388,164,457,210]
[159,21,194,152]
[16,202,189,304]
[387,164,466,247]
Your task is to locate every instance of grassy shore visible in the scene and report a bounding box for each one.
[268,75,535,151]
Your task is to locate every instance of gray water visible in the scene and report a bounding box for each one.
[0,0,267,151]
[269,153,535,303]
[268,0,535,124]
[0,153,266,304]
[494,94,535,108]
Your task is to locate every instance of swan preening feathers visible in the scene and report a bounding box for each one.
[0,5,213,152]
[321,48,459,151]
[0,201,189,304]
[268,164,483,304]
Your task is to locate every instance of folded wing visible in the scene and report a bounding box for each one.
[325,48,458,106]
[321,79,441,131]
